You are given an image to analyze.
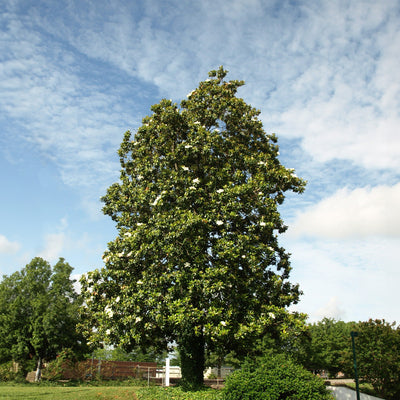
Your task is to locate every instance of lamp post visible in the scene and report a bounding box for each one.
[351,331,360,400]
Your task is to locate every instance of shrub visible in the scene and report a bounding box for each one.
[0,361,16,382]
[222,353,333,400]
[42,349,78,381]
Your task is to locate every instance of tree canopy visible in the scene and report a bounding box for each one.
[0,257,88,380]
[80,67,306,388]
[355,319,400,400]
[303,318,353,377]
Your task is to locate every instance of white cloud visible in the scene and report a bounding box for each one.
[287,237,400,323]
[71,273,82,294]
[289,183,400,239]
[38,232,66,262]
[0,234,20,254]
[315,297,346,322]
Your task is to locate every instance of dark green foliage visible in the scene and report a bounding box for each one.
[41,349,77,381]
[0,361,17,382]
[223,353,333,400]
[300,318,353,377]
[81,67,306,388]
[355,319,400,400]
[92,345,166,364]
[0,257,88,378]
[179,323,206,390]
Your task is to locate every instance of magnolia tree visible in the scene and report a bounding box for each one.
[80,67,306,388]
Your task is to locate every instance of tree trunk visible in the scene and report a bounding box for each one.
[35,356,42,382]
[178,328,205,390]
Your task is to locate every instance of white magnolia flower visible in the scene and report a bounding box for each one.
[152,192,164,206]
[117,252,125,258]
[106,329,111,335]
[103,256,110,263]
[137,222,144,226]
[124,232,132,237]
[214,128,220,133]
[192,178,200,184]
[267,246,274,252]
[216,189,224,193]
[115,296,120,303]
[241,255,246,259]
[187,90,196,98]
[260,222,266,227]
[135,316,142,323]
[216,220,224,226]
[105,306,114,318]
[268,312,276,319]
[258,161,267,166]
[137,175,143,180]
[185,144,192,149]
[182,166,189,171]
[220,321,227,326]
[126,251,133,257]
[194,121,200,125]
[189,186,196,190]
[137,280,143,285]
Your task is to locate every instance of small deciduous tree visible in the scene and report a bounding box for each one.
[355,319,400,400]
[0,257,88,381]
[80,67,306,388]
[303,318,353,377]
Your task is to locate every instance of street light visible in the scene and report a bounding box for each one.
[351,331,360,400]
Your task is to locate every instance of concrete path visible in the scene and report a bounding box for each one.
[328,386,384,400]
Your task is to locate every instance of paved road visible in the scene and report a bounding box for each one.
[328,386,384,400]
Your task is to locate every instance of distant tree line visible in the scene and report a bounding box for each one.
[273,317,400,400]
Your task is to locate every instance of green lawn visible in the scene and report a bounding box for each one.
[136,386,223,400]
[0,384,223,400]
[0,385,138,400]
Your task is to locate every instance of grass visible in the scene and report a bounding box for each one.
[0,384,139,400]
[136,386,223,400]
[0,383,223,400]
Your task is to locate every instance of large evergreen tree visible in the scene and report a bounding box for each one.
[80,67,306,388]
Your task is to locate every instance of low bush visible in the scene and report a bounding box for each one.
[0,361,17,382]
[222,352,333,400]
[136,386,222,400]
[42,349,77,381]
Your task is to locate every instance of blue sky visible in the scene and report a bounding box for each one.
[1,0,399,323]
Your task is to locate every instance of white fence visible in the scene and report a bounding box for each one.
[155,366,234,380]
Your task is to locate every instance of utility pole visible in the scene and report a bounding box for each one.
[351,331,360,400]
